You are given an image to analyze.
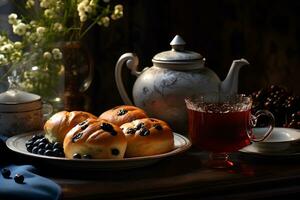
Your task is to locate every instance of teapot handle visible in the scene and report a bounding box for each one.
[115,53,142,105]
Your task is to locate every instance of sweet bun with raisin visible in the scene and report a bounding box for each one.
[120,118,174,157]
[44,111,97,143]
[99,105,148,126]
[63,118,127,159]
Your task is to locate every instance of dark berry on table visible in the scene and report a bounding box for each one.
[111,148,119,156]
[1,168,11,178]
[139,128,150,136]
[53,142,62,149]
[32,146,39,154]
[117,109,128,116]
[25,140,34,146]
[40,137,49,143]
[100,123,114,132]
[125,127,136,134]
[31,135,39,141]
[26,145,33,153]
[38,148,45,155]
[82,154,92,159]
[33,140,41,147]
[31,134,43,141]
[44,150,53,156]
[14,174,24,184]
[72,132,83,143]
[136,123,145,130]
[53,148,62,156]
[154,124,163,131]
[73,153,81,159]
[45,143,52,150]
[37,142,46,149]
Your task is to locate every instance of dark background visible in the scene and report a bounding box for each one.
[90,0,300,114]
[1,0,299,114]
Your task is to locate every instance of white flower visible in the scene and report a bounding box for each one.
[53,23,63,32]
[84,5,93,14]
[0,54,8,65]
[11,51,22,61]
[52,48,63,60]
[0,44,14,53]
[0,35,6,43]
[43,52,52,60]
[40,0,50,8]
[44,9,56,19]
[28,33,38,42]
[36,27,47,36]
[26,0,35,8]
[13,23,27,36]
[8,13,18,25]
[14,42,22,49]
[111,4,123,20]
[79,12,88,22]
[97,16,110,27]
[77,3,86,13]
[30,20,38,27]
[90,0,98,7]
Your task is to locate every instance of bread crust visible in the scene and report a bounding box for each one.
[120,118,174,157]
[99,105,148,126]
[64,118,127,159]
[44,111,97,143]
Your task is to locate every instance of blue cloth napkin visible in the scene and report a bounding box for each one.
[0,135,61,200]
[0,165,61,200]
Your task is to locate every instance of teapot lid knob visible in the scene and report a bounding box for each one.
[170,35,186,51]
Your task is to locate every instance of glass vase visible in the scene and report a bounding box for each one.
[19,41,94,112]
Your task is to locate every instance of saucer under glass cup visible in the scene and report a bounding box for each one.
[185,94,275,168]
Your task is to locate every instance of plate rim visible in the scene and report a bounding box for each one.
[6,131,191,163]
[239,145,300,157]
[253,127,300,144]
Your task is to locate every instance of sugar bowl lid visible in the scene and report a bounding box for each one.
[152,35,204,68]
[0,76,41,112]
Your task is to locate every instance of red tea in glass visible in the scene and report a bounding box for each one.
[185,94,275,168]
[188,108,252,153]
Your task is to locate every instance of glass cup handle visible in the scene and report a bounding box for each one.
[248,110,275,142]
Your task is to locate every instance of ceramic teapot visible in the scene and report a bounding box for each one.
[115,35,249,133]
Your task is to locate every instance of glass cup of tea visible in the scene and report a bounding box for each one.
[185,94,275,168]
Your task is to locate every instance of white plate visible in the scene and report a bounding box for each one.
[240,128,300,157]
[6,132,191,170]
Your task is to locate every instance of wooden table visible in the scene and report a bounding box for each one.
[38,150,300,200]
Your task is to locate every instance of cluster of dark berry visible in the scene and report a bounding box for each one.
[1,168,24,183]
[251,85,300,128]
[26,135,64,157]
[286,111,300,129]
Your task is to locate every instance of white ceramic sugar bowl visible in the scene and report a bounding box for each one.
[0,76,52,136]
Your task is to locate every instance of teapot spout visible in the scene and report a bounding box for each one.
[220,58,249,95]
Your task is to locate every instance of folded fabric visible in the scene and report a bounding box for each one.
[1,133,61,200]
[0,165,61,200]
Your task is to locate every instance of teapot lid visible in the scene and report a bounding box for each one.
[152,35,204,65]
[0,76,41,112]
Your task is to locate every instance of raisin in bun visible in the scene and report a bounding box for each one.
[63,118,127,159]
[120,118,174,157]
[99,105,148,126]
[44,111,97,143]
